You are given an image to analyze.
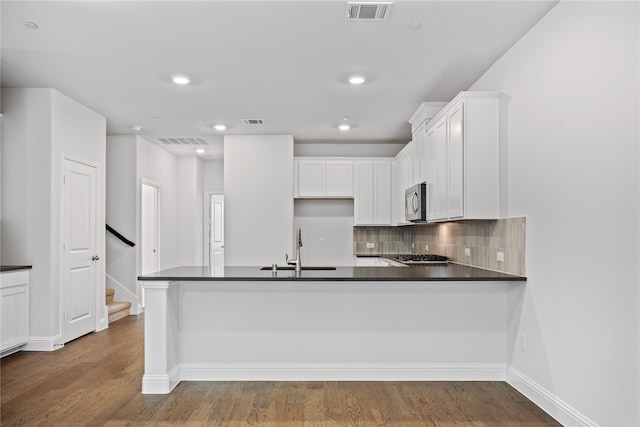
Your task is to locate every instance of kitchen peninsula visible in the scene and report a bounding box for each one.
[139,265,525,394]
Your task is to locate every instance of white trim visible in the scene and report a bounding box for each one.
[23,335,64,352]
[507,367,598,427]
[180,363,506,382]
[141,366,180,394]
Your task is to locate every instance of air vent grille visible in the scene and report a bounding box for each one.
[346,2,392,21]
[156,137,209,145]
[241,119,265,125]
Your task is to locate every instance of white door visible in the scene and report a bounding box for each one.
[209,195,224,275]
[62,158,97,343]
[141,183,159,275]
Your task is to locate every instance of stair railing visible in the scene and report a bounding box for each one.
[106,224,135,247]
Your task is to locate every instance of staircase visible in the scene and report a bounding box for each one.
[106,288,132,323]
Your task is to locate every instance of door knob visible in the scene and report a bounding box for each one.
[92,255,100,261]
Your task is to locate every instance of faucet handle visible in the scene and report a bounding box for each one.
[285,253,289,263]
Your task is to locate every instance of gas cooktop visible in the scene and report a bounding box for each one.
[393,254,449,264]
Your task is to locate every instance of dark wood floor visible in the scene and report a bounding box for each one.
[1,315,560,426]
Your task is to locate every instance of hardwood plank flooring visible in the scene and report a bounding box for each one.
[1,315,560,426]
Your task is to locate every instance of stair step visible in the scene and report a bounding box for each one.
[106,288,115,304]
[107,300,131,324]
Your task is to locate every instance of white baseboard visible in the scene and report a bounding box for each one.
[142,366,180,394]
[507,367,598,427]
[106,273,141,315]
[180,363,507,382]
[23,335,64,352]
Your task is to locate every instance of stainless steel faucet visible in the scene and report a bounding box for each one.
[285,227,303,272]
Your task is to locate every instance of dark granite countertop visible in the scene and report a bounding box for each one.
[1,265,32,273]
[138,264,525,282]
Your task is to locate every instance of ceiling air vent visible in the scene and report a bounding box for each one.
[241,119,265,125]
[346,2,392,22]
[156,137,209,145]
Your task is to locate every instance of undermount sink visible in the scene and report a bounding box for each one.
[260,266,337,271]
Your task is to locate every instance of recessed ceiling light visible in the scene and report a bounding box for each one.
[131,124,142,132]
[213,124,227,131]
[348,75,367,85]
[408,22,423,31]
[23,22,39,30]
[338,123,351,131]
[172,75,191,85]
[152,116,160,120]
[196,149,205,154]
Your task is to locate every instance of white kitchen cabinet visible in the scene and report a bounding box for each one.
[1,269,30,356]
[295,159,352,198]
[425,92,504,222]
[353,160,392,225]
[392,145,415,226]
[408,102,447,186]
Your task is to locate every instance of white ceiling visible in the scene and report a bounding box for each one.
[1,1,557,160]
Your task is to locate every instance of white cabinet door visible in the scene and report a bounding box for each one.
[0,271,29,353]
[427,116,448,221]
[373,161,392,225]
[353,161,374,225]
[412,124,427,185]
[353,160,392,226]
[326,161,353,197]
[297,160,326,197]
[447,101,464,219]
[296,159,353,197]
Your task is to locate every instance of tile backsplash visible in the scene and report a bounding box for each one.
[354,217,526,276]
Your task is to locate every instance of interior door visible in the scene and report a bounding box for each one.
[141,182,159,275]
[62,157,97,343]
[209,195,224,275]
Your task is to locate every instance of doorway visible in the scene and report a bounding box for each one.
[207,194,224,275]
[61,156,98,343]
[140,181,160,307]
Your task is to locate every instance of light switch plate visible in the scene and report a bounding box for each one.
[497,251,505,262]
[366,242,375,249]
[464,247,470,257]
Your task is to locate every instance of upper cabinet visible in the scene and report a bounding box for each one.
[294,159,353,198]
[408,102,447,186]
[353,160,392,226]
[425,92,505,222]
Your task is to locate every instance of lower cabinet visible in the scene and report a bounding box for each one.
[1,269,30,355]
[353,160,392,225]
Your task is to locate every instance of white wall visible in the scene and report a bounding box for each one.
[470,2,639,425]
[1,88,106,343]
[203,159,224,193]
[106,135,138,310]
[1,89,55,339]
[176,156,204,266]
[224,135,293,266]
[294,199,354,266]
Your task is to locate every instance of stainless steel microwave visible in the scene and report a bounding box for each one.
[405,183,427,222]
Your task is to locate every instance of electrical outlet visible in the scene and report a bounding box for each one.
[464,247,471,257]
[318,237,325,246]
[496,251,505,262]
[366,242,375,249]
[425,244,429,252]
[520,333,527,352]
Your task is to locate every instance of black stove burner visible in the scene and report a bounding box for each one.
[394,254,449,263]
